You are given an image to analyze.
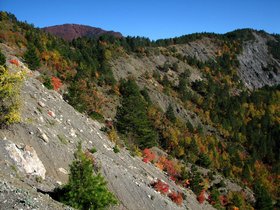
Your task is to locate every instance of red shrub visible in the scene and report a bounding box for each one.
[51,76,62,91]
[197,190,206,204]
[9,59,19,66]
[168,191,183,206]
[151,180,169,194]
[142,148,156,163]
[219,195,228,206]
[157,156,179,178]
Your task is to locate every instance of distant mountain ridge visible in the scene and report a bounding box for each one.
[42,24,122,41]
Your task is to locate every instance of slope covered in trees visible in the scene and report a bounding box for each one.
[0,11,279,209]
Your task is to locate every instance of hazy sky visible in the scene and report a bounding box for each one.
[1,0,280,40]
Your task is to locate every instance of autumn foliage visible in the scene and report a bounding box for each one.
[142,148,156,163]
[156,156,179,178]
[151,180,169,195]
[197,190,206,204]
[51,76,62,91]
[9,59,19,66]
[168,191,183,206]
[219,195,228,206]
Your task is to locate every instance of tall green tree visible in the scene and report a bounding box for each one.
[253,182,273,210]
[56,142,117,210]
[166,104,176,123]
[0,50,6,66]
[116,79,158,148]
[23,44,40,70]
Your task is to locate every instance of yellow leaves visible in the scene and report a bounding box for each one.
[103,49,112,60]
[4,105,21,124]
[176,146,185,158]
[147,106,163,128]
[254,161,272,188]
[108,127,118,143]
[162,126,180,150]
[232,165,242,176]
[0,66,23,125]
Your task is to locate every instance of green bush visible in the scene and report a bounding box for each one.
[0,66,23,126]
[113,145,120,153]
[23,44,40,70]
[55,142,117,209]
[0,50,6,66]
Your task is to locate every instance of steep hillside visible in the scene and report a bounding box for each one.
[0,43,218,210]
[42,24,122,41]
[0,11,279,209]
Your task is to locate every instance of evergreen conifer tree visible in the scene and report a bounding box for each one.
[23,44,40,70]
[116,79,157,148]
[56,142,117,210]
[166,104,176,123]
[254,182,273,210]
[0,50,6,66]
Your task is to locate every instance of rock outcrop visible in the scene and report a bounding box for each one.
[237,32,280,89]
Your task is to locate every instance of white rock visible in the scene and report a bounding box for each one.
[5,142,46,179]
[40,133,49,143]
[69,128,77,137]
[58,167,68,174]
[39,116,44,123]
[66,119,71,125]
[56,181,62,185]
[38,101,46,108]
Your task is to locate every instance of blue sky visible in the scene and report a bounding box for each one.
[1,0,280,40]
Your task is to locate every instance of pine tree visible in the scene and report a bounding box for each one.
[56,142,117,210]
[23,44,40,70]
[0,50,6,66]
[254,182,273,210]
[166,104,176,123]
[116,79,158,148]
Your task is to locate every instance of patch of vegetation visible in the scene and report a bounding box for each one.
[0,65,23,126]
[0,50,6,66]
[225,28,256,42]
[267,39,280,61]
[53,142,117,209]
[116,79,158,149]
[89,147,97,154]
[57,134,68,145]
[113,145,120,153]
[23,44,41,70]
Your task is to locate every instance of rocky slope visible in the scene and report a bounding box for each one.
[0,43,221,210]
[42,24,122,41]
[237,32,280,89]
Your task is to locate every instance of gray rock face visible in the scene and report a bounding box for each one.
[237,32,280,89]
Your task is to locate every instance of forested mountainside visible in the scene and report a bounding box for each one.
[0,11,279,210]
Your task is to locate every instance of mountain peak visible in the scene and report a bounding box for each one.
[42,24,122,41]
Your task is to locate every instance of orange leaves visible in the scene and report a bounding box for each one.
[142,148,156,163]
[168,191,183,206]
[9,59,19,66]
[156,156,179,178]
[197,190,206,204]
[51,76,62,91]
[151,179,169,195]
